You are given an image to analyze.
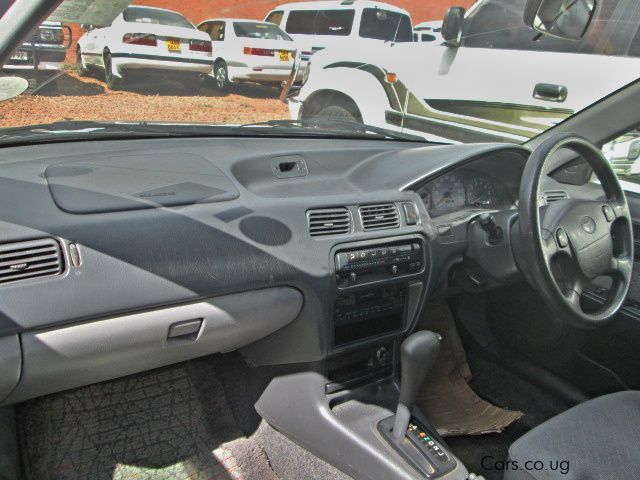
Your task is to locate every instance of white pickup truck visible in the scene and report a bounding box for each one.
[290,0,640,143]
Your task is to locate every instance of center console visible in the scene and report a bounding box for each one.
[327,236,428,393]
[256,234,469,480]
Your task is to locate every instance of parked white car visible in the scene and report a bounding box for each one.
[264,1,413,61]
[76,6,213,90]
[290,0,640,143]
[196,19,296,90]
[413,21,443,43]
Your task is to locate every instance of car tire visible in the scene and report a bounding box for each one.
[315,105,361,123]
[103,52,122,91]
[214,61,229,91]
[76,48,89,77]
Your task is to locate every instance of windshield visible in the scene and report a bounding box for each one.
[122,7,194,29]
[0,0,639,146]
[233,22,291,41]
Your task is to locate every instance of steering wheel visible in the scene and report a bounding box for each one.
[519,134,634,328]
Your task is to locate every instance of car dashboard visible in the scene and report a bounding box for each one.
[0,137,543,408]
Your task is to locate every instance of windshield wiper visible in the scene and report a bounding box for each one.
[240,118,430,142]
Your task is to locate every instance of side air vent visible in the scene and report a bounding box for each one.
[0,238,64,285]
[544,191,569,204]
[307,208,352,237]
[359,204,400,231]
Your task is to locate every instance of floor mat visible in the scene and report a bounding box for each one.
[416,303,523,436]
[17,359,278,480]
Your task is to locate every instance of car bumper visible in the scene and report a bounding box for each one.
[2,44,66,71]
[111,53,213,75]
[227,63,293,83]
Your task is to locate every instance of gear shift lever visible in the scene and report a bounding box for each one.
[393,331,441,439]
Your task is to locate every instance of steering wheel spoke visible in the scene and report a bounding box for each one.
[610,255,633,282]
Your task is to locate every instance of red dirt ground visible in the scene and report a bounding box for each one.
[0,71,289,127]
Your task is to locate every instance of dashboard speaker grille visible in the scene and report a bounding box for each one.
[359,204,400,231]
[0,238,64,285]
[307,208,351,237]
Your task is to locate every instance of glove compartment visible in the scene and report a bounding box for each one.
[3,287,302,404]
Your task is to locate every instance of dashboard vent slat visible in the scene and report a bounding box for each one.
[307,208,351,237]
[0,238,63,285]
[359,204,400,231]
[544,191,569,204]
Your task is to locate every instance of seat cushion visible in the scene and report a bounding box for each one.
[505,391,640,480]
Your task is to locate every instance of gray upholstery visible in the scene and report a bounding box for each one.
[506,391,640,480]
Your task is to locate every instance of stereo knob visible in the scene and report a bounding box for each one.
[376,347,391,366]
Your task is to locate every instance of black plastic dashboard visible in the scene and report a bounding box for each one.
[0,135,534,404]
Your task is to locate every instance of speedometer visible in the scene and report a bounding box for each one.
[466,176,496,209]
[430,174,466,214]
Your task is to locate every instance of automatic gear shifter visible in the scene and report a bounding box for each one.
[393,330,441,439]
[377,331,457,477]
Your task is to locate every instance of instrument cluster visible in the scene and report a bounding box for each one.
[414,170,512,217]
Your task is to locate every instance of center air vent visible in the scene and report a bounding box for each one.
[544,191,569,204]
[0,238,64,285]
[359,204,400,231]
[307,208,351,237]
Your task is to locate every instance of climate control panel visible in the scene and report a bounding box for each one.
[335,240,425,287]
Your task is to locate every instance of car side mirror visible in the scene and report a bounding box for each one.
[523,0,596,40]
[441,7,465,47]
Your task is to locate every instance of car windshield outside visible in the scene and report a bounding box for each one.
[1,0,639,174]
[234,22,291,41]
[122,6,194,29]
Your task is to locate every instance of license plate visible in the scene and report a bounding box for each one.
[167,39,181,53]
[279,51,290,61]
[10,50,29,61]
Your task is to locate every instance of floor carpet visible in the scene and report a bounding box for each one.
[17,359,277,480]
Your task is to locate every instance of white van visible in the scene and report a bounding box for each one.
[264,1,413,59]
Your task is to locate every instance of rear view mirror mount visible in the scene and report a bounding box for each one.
[442,7,465,47]
[524,0,596,40]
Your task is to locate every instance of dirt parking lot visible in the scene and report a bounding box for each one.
[0,68,289,128]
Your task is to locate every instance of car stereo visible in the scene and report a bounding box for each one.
[333,284,406,347]
[331,240,426,348]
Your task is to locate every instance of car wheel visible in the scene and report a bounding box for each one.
[214,62,229,91]
[103,53,122,91]
[76,48,89,77]
[315,105,361,123]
